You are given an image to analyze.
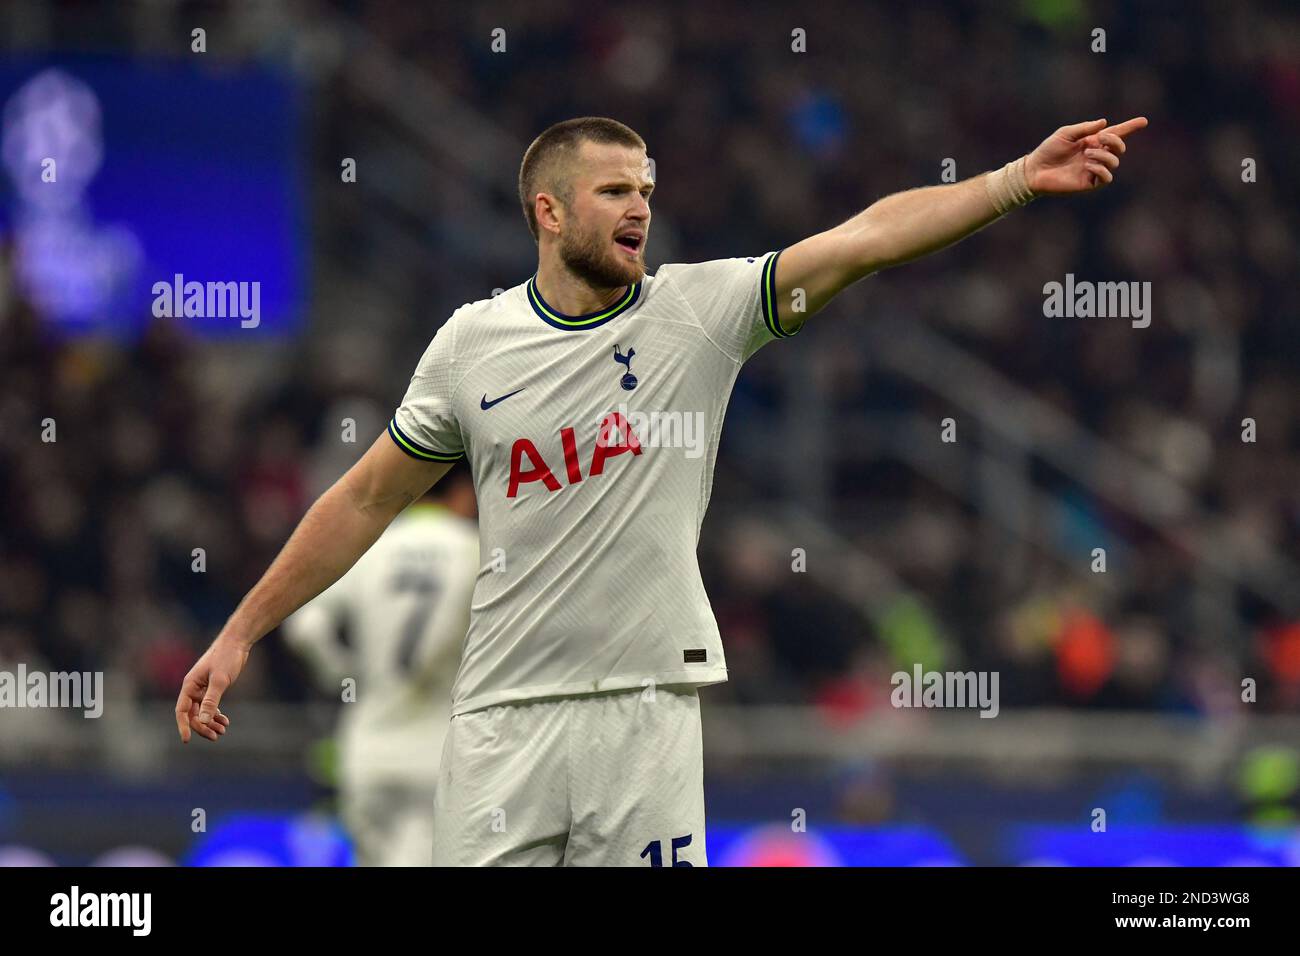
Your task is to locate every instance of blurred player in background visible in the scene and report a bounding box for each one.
[283,468,478,866]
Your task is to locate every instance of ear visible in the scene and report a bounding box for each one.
[535,192,563,237]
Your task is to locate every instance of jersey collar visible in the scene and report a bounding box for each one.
[526,275,642,331]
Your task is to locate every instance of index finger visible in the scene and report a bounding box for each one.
[1060,118,1109,142]
[1107,116,1148,138]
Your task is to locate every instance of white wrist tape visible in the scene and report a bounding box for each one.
[985,155,1036,215]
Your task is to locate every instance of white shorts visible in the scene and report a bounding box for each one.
[342,780,438,867]
[431,683,707,866]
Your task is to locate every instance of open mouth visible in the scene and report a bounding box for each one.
[614,233,643,253]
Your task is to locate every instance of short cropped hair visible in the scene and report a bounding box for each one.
[518,117,646,242]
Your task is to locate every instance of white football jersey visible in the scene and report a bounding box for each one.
[390,252,799,716]
[283,504,479,786]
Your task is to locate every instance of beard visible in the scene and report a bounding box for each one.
[559,221,646,291]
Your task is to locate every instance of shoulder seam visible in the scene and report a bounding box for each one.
[446,306,465,405]
[656,266,744,367]
[442,288,515,406]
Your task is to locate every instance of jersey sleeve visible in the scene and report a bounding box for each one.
[389,319,466,462]
[660,250,800,364]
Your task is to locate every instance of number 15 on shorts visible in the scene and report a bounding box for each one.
[640,833,694,867]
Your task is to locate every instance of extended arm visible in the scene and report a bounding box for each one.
[175,433,454,741]
[774,116,1148,324]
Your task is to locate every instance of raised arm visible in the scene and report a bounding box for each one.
[175,432,454,742]
[774,116,1148,324]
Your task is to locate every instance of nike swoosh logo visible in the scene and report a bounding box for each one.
[481,387,526,410]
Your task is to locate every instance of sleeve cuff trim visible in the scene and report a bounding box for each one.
[388,418,465,462]
[760,249,799,339]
